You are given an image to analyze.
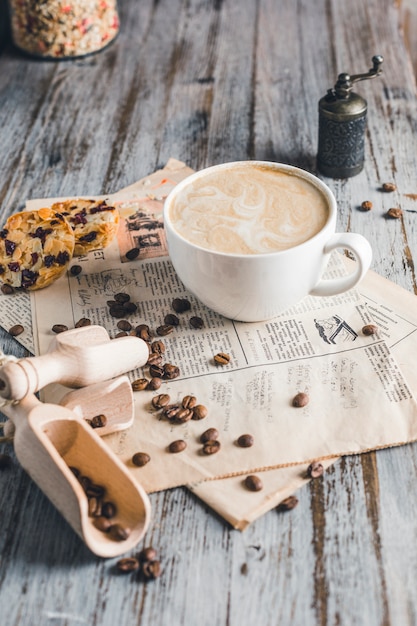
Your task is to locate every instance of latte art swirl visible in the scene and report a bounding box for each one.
[169,164,329,254]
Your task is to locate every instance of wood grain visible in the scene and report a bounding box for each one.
[1,0,417,624]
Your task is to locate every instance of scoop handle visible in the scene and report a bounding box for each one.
[0,328,149,401]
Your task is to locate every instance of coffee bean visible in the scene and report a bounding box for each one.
[135,324,153,342]
[172,297,191,313]
[85,482,105,499]
[237,434,254,448]
[168,439,187,453]
[9,324,24,337]
[123,301,138,314]
[102,501,117,519]
[88,496,102,517]
[109,523,131,541]
[172,408,193,423]
[93,516,112,532]
[151,394,171,409]
[117,319,132,332]
[382,182,396,192]
[292,392,309,408]
[151,340,165,355]
[149,364,164,378]
[132,378,149,391]
[157,324,174,336]
[147,377,162,391]
[114,292,130,304]
[126,247,140,260]
[200,428,219,444]
[360,200,373,211]
[1,284,14,294]
[147,352,163,366]
[189,316,204,329]
[214,352,230,365]
[182,395,197,409]
[163,363,180,380]
[115,331,128,338]
[132,452,151,467]
[74,317,91,328]
[90,414,107,429]
[116,557,140,573]
[108,304,126,318]
[52,324,68,334]
[202,440,221,455]
[307,461,324,479]
[70,264,82,276]
[164,313,180,326]
[0,453,13,470]
[142,559,161,580]
[138,546,157,563]
[387,207,402,219]
[278,495,299,511]
[192,404,208,420]
[362,324,378,336]
[244,475,263,492]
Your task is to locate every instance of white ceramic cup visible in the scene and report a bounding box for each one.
[163,161,372,322]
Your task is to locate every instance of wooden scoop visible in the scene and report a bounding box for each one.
[1,394,151,558]
[0,325,149,402]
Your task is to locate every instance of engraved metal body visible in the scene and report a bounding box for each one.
[317,55,383,178]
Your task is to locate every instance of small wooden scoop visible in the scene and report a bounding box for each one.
[0,325,149,401]
[59,375,135,436]
[1,394,151,558]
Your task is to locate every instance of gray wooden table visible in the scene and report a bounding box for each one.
[1,1,417,624]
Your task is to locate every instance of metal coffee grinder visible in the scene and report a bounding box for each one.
[317,55,383,178]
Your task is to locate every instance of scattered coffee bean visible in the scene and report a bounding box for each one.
[115,331,128,338]
[123,301,138,314]
[149,364,164,378]
[126,247,140,260]
[0,453,13,470]
[147,377,162,391]
[132,378,150,391]
[163,363,180,379]
[360,200,373,211]
[152,393,171,409]
[108,304,126,318]
[244,474,263,492]
[214,352,230,365]
[237,434,254,448]
[164,313,180,326]
[116,557,140,573]
[362,324,378,336]
[142,559,161,580]
[202,440,221,455]
[132,452,151,467]
[386,207,402,219]
[172,297,191,313]
[52,324,68,334]
[156,324,174,336]
[93,516,112,532]
[151,340,165,355]
[90,414,107,429]
[1,284,14,295]
[189,316,204,329]
[9,324,24,337]
[307,461,324,479]
[278,495,299,511]
[135,324,153,342]
[117,319,132,332]
[382,182,397,192]
[138,546,157,563]
[147,352,163,366]
[114,293,130,304]
[292,392,309,408]
[109,523,131,541]
[75,317,91,328]
[182,395,197,409]
[200,428,219,444]
[69,264,82,276]
[171,407,193,424]
[192,404,208,420]
[168,439,187,453]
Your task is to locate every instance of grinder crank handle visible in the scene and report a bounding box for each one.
[0,325,149,401]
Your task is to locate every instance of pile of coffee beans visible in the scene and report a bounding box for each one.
[116,545,162,581]
[69,466,130,541]
[106,292,138,319]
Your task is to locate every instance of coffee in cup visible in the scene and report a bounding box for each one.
[164,161,372,322]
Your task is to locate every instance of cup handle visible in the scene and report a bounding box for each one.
[309,233,372,297]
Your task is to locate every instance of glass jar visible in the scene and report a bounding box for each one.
[8,0,120,59]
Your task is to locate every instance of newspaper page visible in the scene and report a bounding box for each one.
[27,169,417,497]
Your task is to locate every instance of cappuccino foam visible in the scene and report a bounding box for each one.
[169,164,329,254]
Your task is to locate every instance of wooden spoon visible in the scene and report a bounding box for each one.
[1,394,151,558]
